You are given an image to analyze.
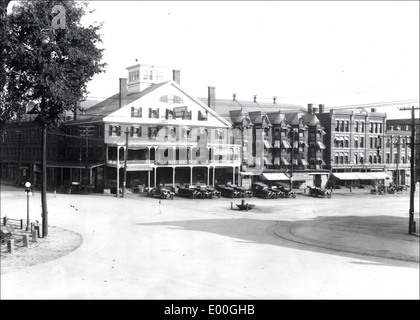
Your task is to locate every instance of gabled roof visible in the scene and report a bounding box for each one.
[69,81,170,124]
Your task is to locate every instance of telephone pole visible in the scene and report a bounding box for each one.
[122,127,129,197]
[79,125,94,194]
[399,106,419,234]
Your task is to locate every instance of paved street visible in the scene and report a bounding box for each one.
[1,185,419,299]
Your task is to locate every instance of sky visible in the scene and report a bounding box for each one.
[9,1,420,118]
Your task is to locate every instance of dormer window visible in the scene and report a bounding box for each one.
[129,70,139,82]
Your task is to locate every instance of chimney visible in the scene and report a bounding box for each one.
[371,108,376,112]
[253,95,257,103]
[172,70,181,85]
[318,104,325,114]
[233,93,236,101]
[307,103,313,114]
[273,96,277,104]
[207,86,216,110]
[119,78,128,109]
[313,107,318,115]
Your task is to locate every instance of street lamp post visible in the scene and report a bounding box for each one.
[25,182,31,231]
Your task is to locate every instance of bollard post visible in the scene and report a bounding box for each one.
[35,226,41,239]
[20,219,23,229]
[22,234,29,247]
[7,239,14,253]
[231,202,233,210]
[31,229,38,243]
[3,216,7,226]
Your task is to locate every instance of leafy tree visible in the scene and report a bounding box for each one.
[1,0,106,237]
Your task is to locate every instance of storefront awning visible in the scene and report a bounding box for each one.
[366,172,391,180]
[332,172,390,180]
[300,159,309,166]
[261,173,290,181]
[281,157,289,165]
[332,172,360,180]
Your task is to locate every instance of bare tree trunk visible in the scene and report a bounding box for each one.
[41,124,48,238]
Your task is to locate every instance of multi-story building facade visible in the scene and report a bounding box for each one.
[384,122,416,185]
[202,92,330,189]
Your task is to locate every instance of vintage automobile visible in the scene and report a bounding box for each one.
[267,185,285,198]
[215,184,242,198]
[388,184,408,194]
[252,182,276,199]
[194,185,213,199]
[177,185,201,199]
[370,185,386,195]
[146,185,175,199]
[204,186,222,198]
[307,186,331,198]
[273,182,296,198]
[227,183,253,198]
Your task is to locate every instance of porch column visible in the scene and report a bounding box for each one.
[212,167,215,186]
[147,170,150,188]
[70,168,72,182]
[61,167,63,184]
[232,166,235,184]
[154,167,157,187]
[190,166,193,185]
[172,167,176,187]
[116,146,120,198]
[207,167,210,185]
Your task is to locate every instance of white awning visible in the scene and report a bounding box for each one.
[366,172,392,180]
[281,157,290,165]
[317,141,326,149]
[281,140,292,149]
[261,173,290,181]
[332,172,360,180]
[263,140,273,149]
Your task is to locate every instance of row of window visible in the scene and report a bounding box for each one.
[334,153,410,165]
[128,70,164,83]
[130,107,205,121]
[335,120,383,133]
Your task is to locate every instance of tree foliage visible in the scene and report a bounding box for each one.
[1,0,106,130]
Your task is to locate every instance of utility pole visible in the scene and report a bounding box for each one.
[79,125,94,194]
[399,106,419,234]
[122,127,129,197]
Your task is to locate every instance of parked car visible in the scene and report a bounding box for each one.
[194,185,213,199]
[370,185,386,195]
[307,186,331,198]
[177,185,200,199]
[227,183,253,198]
[215,184,241,198]
[204,186,221,198]
[273,182,296,198]
[252,182,276,199]
[147,185,174,199]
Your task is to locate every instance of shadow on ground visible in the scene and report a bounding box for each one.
[138,215,419,268]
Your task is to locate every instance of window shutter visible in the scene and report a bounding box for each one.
[131,107,134,117]
[156,109,160,118]
[139,107,142,117]
[109,125,113,136]
[149,108,152,118]
[138,127,142,137]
